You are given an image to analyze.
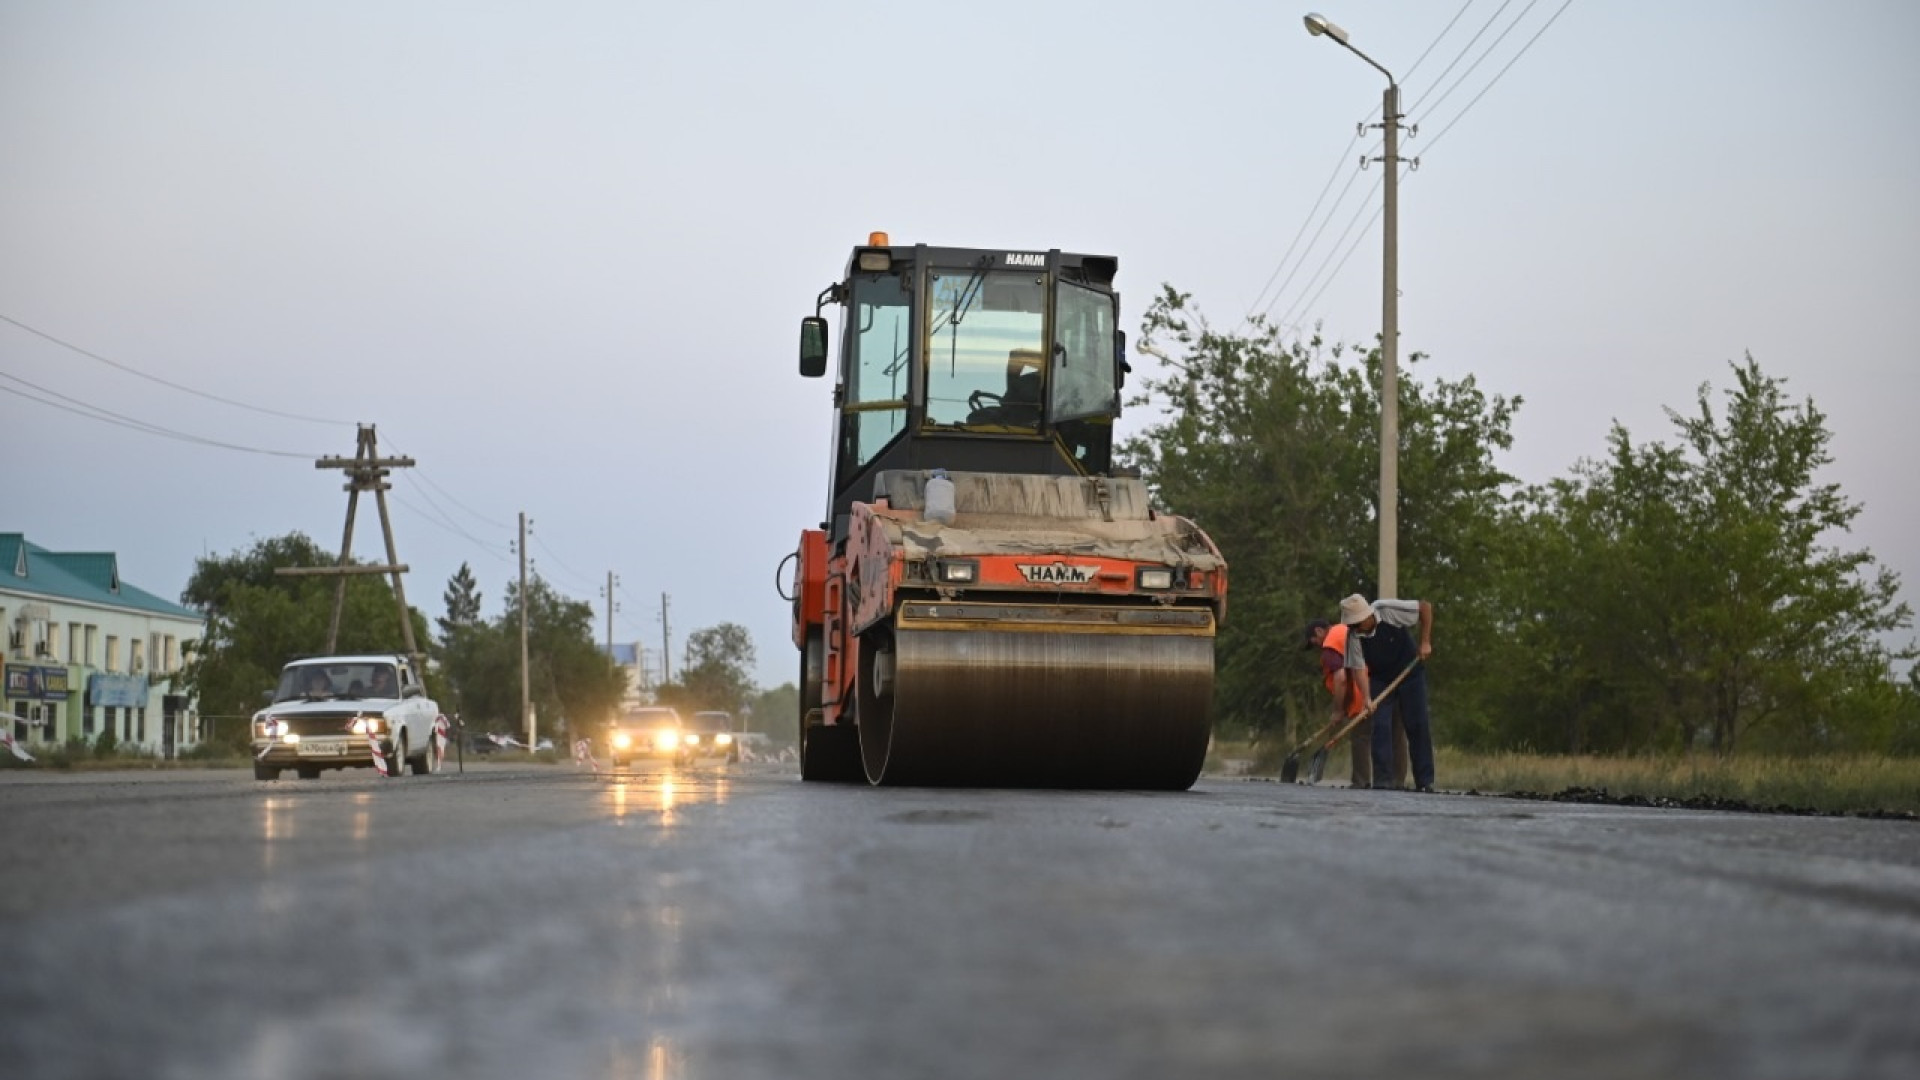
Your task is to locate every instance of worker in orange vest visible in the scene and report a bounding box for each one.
[1303,617,1375,789]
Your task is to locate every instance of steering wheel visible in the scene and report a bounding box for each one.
[967,390,1003,414]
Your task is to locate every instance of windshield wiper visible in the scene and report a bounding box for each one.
[940,257,991,377]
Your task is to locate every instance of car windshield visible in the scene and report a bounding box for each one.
[273,663,400,703]
[690,713,732,733]
[618,709,680,729]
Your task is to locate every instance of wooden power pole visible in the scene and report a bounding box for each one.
[277,424,420,664]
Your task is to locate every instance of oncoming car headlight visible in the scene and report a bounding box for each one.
[654,730,680,752]
[715,732,734,746]
[683,733,700,747]
[612,731,634,750]
[350,716,387,735]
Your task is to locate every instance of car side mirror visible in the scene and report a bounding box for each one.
[1114,330,1129,390]
[799,316,829,378]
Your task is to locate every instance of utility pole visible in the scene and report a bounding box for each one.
[659,593,672,685]
[602,572,619,665]
[519,512,532,748]
[277,424,420,664]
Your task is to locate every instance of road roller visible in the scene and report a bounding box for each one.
[786,235,1228,788]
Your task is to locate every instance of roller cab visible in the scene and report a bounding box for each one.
[789,237,1227,788]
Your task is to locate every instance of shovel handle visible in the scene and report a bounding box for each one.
[1319,658,1422,753]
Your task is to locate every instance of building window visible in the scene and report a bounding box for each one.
[84,706,96,736]
[69,623,83,664]
[85,625,99,667]
[106,636,120,673]
[136,707,147,743]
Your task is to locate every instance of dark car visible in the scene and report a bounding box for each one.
[687,711,740,763]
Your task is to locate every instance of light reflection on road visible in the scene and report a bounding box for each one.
[599,767,732,828]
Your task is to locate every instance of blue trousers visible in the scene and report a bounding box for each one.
[1371,669,1433,789]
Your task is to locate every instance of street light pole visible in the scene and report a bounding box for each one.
[1306,11,1401,597]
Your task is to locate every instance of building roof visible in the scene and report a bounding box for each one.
[0,533,201,622]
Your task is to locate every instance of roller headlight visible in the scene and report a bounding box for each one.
[935,559,978,584]
[1137,567,1175,590]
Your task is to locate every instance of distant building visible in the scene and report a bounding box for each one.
[602,640,650,706]
[1,533,204,757]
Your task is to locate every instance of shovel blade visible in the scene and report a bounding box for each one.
[1306,748,1328,784]
[1280,751,1300,783]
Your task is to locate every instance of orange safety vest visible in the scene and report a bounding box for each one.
[1320,624,1368,718]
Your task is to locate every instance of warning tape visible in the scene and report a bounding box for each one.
[2,730,34,762]
[573,738,600,773]
[433,715,450,771]
[369,734,390,778]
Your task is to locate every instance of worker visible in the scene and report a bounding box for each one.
[1339,594,1436,792]
[1303,617,1372,789]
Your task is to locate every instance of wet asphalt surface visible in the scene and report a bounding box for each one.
[1,760,1917,1080]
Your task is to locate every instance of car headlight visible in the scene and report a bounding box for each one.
[282,731,302,745]
[654,730,680,751]
[683,733,700,746]
[1137,567,1175,590]
[715,732,733,746]
[612,732,633,750]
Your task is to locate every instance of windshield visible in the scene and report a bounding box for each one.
[617,709,680,729]
[925,268,1046,430]
[274,663,399,703]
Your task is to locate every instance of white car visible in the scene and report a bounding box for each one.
[251,655,443,781]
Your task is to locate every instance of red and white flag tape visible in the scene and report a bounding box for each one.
[573,738,600,773]
[369,734,390,778]
[2,731,34,762]
[433,715,450,770]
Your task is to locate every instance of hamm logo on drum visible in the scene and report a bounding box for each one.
[1016,562,1098,585]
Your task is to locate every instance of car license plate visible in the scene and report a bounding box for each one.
[297,741,350,757]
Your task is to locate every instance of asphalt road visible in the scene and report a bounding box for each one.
[1,760,1916,1080]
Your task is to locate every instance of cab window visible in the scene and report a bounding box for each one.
[842,272,912,474]
[924,268,1046,431]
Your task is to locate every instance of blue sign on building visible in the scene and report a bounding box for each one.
[87,672,150,708]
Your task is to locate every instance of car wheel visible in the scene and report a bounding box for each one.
[409,731,437,775]
[254,762,280,781]
[386,734,407,778]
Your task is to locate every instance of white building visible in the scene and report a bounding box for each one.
[2,532,204,757]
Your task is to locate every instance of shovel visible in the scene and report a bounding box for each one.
[1279,713,1347,783]
[1305,658,1422,785]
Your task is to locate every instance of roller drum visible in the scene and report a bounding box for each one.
[858,603,1214,789]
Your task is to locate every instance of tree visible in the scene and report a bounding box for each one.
[1122,286,1520,742]
[438,562,482,641]
[1501,357,1913,755]
[659,623,757,719]
[432,574,626,743]
[433,563,484,719]
[179,532,431,750]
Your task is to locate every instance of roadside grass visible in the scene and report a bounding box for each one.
[1434,749,1920,816]
[1210,736,1920,816]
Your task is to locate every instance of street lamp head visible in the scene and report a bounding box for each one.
[1303,12,1349,45]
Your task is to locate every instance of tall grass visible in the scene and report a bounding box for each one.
[1434,749,1920,815]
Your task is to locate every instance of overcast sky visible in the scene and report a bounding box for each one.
[5,0,1917,694]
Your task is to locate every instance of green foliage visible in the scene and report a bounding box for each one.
[1123,287,1518,740]
[746,682,798,738]
[432,573,627,743]
[1492,358,1913,755]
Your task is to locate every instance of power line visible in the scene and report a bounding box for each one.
[384,437,511,530]
[0,311,354,426]
[1247,1,1473,325]
[1412,0,1542,123]
[0,370,318,458]
[1406,0,1517,115]
[1422,0,1579,153]
[1273,175,1385,334]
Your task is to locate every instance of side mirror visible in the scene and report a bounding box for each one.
[799,316,830,378]
[1114,330,1130,390]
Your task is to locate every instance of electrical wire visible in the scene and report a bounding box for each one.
[1247,0,1475,324]
[1406,0,1516,115]
[0,370,318,458]
[1410,0,1542,123]
[0,311,354,426]
[1421,0,1579,154]
[1273,176,1386,335]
